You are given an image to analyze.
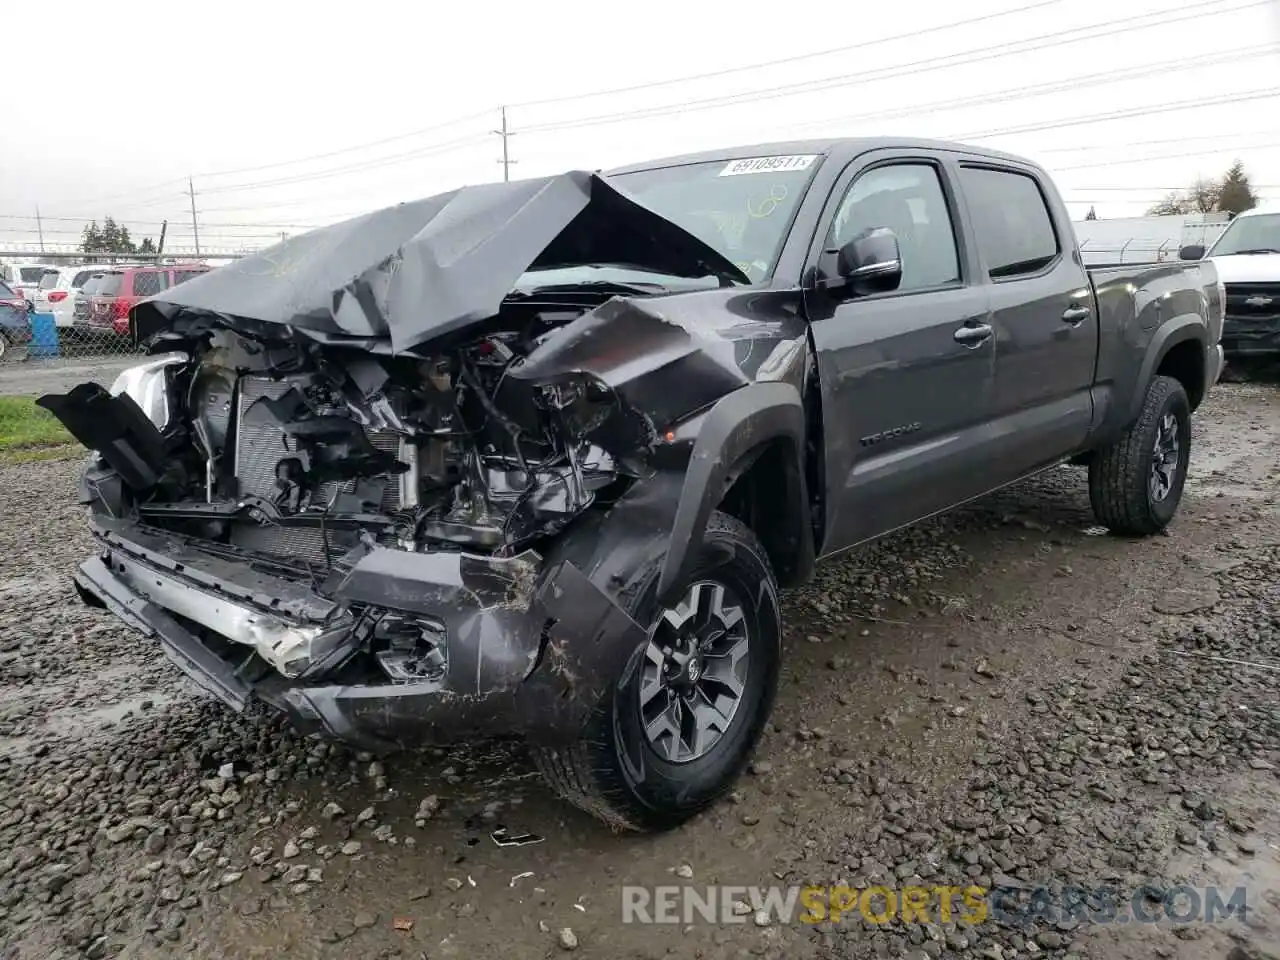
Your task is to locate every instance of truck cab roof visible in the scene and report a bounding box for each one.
[606,137,1036,175]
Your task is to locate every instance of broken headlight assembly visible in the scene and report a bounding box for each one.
[534,373,616,439]
[109,352,188,432]
[372,613,448,683]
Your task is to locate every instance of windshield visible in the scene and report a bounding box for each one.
[1208,213,1280,255]
[602,155,820,282]
[19,267,52,283]
[37,271,62,290]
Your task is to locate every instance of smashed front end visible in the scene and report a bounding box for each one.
[40,171,756,750]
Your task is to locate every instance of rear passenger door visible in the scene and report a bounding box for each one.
[957,164,1097,478]
[807,153,998,553]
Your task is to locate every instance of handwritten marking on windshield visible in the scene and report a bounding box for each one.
[748,184,789,219]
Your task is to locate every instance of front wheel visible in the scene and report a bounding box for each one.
[533,511,781,831]
[1088,374,1191,535]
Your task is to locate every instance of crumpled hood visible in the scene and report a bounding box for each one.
[132,171,748,353]
[1207,253,1280,284]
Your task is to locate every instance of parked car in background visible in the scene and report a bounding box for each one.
[36,265,129,331]
[2,263,60,310]
[75,263,212,337]
[0,280,30,361]
[1181,205,1280,359]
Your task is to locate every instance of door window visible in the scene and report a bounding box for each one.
[130,271,165,297]
[828,163,960,292]
[959,167,1059,278]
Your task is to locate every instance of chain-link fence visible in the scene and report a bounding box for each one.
[0,252,244,389]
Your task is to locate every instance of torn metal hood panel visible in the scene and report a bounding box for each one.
[133,171,748,353]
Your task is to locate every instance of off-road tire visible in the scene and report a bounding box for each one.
[1088,374,1191,536]
[532,510,781,832]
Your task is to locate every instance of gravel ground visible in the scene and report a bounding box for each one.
[0,357,136,398]
[0,382,1276,960]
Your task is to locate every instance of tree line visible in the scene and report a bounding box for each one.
[79,217,157,255]
[1145,161,1260,218]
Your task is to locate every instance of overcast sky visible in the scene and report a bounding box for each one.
[3,0,1278,254]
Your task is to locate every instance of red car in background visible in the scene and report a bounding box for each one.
[76,263,211,337]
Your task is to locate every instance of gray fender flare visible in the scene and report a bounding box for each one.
[655,381,809,607]
[1125,316,1208,423]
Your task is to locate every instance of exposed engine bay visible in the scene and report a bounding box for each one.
[134,300,634,569]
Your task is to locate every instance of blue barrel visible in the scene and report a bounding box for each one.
[28,311,59,357]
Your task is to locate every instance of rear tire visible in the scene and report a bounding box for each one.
[1088,375,1191,535]
[532,511,781,832]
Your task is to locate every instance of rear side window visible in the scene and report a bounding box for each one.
[130,271,166,297]
[171,269,206,285]
[91,273,123,296]
[960,167,1059,278]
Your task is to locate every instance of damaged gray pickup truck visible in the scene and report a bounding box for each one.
[42,138,1225,831]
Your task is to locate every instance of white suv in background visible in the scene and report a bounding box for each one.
[33,265,111,329]
[1,262,60,310]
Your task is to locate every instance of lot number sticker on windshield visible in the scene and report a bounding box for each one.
[718,155,818,177]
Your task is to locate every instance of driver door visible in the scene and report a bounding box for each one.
[805,152,998,555]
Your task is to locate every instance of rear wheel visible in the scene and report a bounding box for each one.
[1088,375,1191,535]
[532,511,781,831]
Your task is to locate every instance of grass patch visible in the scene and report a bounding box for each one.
[0,397,79,462]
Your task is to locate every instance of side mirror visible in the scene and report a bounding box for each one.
[1179,244,1205,261]
[823,227,903,295]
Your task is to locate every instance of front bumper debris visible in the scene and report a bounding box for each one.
[75,518,646,750]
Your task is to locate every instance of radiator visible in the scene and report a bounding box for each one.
[230,377,402,561]
[233,376,402,512]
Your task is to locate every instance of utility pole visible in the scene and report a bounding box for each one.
[186,176,201,257]
[493,106,516,182]
[35,206,45,253]
[157,220,167,259]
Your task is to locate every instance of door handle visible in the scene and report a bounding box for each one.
[1062,305,1092,325]
[953,322,993,346]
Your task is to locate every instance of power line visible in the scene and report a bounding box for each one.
[193,108,492,180]
[779,43,1279,136]
[52,177,190,213]
[509,0,1065,108]
[1053,141,1280,172]
[955,86,1280,140]
[517,0,1264,134]
[182,133,490,198]
[1035,130,1280,154]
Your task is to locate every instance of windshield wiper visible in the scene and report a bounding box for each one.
[1227,248,1280,255]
